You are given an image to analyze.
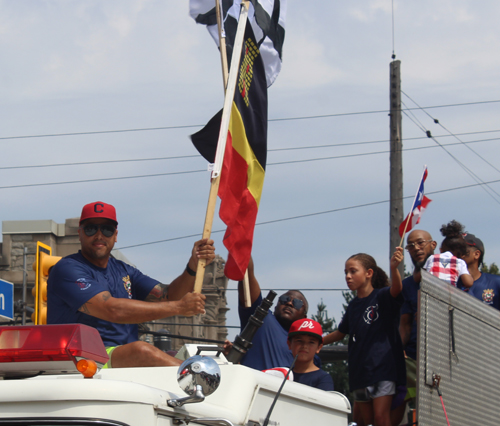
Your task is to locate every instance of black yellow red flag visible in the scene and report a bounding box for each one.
[191,22,267,281]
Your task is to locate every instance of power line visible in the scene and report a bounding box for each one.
[401,94,500,204]
[3,130,500,171]
[402,91,500,176]
[1,100,499,141]
[116,179,500,250]
[0,123,203,141]
[2,136,499,190]
[0,169,206,190]
[0,154,201,170]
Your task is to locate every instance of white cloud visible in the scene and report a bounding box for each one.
[278,37,343,88]
[348,0,392,22]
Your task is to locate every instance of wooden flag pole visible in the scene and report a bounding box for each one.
[216,0,230,89]
[399,213,413,248]
[194,1,250,294]
[215,0,252,307]
[398,166,427,247]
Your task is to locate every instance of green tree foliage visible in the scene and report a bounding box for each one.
[481,262,500,275]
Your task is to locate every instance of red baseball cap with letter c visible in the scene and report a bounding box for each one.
[288,318,323,343]
[79,201,118,225]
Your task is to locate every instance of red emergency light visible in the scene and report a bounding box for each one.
[0,324,108,378]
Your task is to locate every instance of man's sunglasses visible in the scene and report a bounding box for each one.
[278,295,304,310]
[82,223,116,238]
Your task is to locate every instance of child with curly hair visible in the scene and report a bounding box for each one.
[423,220,473,288]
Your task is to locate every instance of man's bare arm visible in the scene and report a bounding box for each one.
[78,290,205,324]
[145,283,169,302]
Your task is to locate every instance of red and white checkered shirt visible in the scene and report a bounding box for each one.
[423,251,470,287]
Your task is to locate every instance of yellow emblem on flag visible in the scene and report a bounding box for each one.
[238,37,259,107]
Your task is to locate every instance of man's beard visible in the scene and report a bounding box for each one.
[412,255,430,271]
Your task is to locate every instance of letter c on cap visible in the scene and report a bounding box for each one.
[94,203,104,213]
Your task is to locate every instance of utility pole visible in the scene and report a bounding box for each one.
[389,59,404,276]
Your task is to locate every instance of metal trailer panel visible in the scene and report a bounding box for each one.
[418,271,500,425]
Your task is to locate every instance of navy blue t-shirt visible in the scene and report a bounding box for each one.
[293,369,334,391]
[468,273,500,310]
[401,275,419,360]
[47,251,159,346]
[338,287,405,392]
[239,294,294,370]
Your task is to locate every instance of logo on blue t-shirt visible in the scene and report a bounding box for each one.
[363,304,379,324]
[483,289,495,304]
[75,278,91,290]
[122,275,132,299]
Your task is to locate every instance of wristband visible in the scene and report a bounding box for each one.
[185,263,197,277]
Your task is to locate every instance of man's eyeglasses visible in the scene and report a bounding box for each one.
[81,223,116,238]
[405,239,432,251]
[278,295,304,310]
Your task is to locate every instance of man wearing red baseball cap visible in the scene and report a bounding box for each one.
[287,318,334,391]
[48,201,215,368]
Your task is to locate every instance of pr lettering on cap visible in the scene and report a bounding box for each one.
[298,320,315,331]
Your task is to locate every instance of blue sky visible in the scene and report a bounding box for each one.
[1,1,500,339]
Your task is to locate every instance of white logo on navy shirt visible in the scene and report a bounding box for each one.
[76,278,91,290]
[363,304,379,324]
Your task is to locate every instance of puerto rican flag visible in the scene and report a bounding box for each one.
[399,167,432,237]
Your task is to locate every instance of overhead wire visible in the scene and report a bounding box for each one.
[404,111,500,204]
[1,100,500,141]
[402,91,500,175]
[0,169,207,190]
[401,94,500,204]
[2,134,500,190]
[2,129,500,171]
[116,178,500,250]
[3,95,500,252]
[3,136,500,190]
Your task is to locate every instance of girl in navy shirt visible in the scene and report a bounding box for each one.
[324,248,405,426]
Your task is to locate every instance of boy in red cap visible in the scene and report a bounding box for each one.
[287,318,334,391]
